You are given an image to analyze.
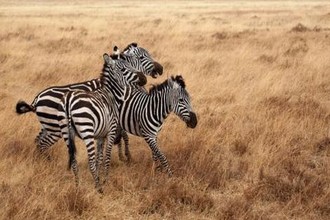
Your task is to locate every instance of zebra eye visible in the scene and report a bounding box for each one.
[139,56,144,59]
[179,98,184,102]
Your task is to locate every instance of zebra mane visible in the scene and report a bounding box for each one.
[123,42,138,52]
[110,53,120,60]
[110,51,132,60]
[172,75,186,89]
[149,75,186,94]
[149,79,170,94]
[99,59,112,86]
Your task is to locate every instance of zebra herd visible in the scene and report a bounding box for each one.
[16,43,197,193]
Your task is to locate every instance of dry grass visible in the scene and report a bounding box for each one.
[1,0,330,219]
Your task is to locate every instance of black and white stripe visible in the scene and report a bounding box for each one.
[58,54,144,192]
[119,75,198,176]
[16,43,163,159]
[121,43,163,79]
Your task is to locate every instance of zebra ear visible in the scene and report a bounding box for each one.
[113,46,121,58]
[173,81,180,90]
[169,77,179,89]
[103,53,110,62]
[103,53,115,67]
[168,77,174,86]
[113,46,120,54]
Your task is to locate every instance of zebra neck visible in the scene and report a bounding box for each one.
[102,79,124,106]
[149,89,172,124]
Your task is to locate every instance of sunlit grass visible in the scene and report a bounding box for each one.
[1,0,330,219]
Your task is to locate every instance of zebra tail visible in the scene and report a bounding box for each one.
[67,122,76,170]
[62,96,76,170]
[16,100,35,114]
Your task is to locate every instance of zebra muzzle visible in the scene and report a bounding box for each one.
[186,111,197,128]
[151,61,163,78]
[137,72,147,86]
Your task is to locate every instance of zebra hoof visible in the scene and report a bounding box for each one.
[125,153,132,160]
[126,158,132,166]
[97,187,104,194]
[118,155,125,162]
[102,178,109,186]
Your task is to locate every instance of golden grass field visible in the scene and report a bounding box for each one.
[1,0,330,219]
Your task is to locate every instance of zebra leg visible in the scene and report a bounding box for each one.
[103,125,117,185]
[114,129,125,161]
[62,130,80,187]
[96,138,104,176]
[121,130,132,163]
[83,138,102,193]
[35,129,61,160]
[152,152,162,172]
[151,152,160,178]
[71,155,79,187]
[144,137,173,177]
[57,103,84,189]
[117,140,125,162]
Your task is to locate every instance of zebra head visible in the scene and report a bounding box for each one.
[102,53,147,100]
[170,75,197,128]
[118,42,163,78]
[104,53,147,86]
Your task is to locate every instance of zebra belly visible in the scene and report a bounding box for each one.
[119,110,143,137]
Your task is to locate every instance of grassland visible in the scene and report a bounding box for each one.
[1,0,330,219]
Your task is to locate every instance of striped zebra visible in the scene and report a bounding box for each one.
[118,75,198,176]
[58,54,144,192]
[15,43,163,159]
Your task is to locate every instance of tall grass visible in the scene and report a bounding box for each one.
[1,0,330,219]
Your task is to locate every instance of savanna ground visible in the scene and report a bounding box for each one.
[1,0,330,219]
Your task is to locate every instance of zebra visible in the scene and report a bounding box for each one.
[15,43,163,160]
[58,53,144,193]
[118,75,198,176]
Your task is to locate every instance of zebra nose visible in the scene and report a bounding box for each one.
[187,112,197,128]
[137,72,147,86]
[152,62,163,77]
